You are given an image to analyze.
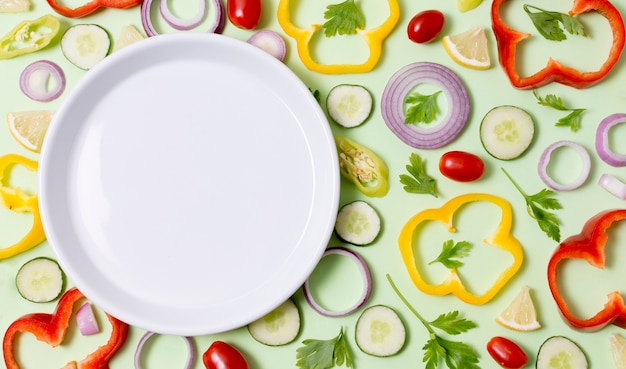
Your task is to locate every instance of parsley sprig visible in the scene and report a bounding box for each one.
[296,327,353,369]
[399,153,437,197]
[323,0,365,37]
[524,4,586,41]
[502,168,562,242]
[404,91,442,125]
[429,240,472,269]
[533,90,585,131]
[387,274,480,369]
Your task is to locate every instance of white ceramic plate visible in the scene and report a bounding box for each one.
[39,33,339,336]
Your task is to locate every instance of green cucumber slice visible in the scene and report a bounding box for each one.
[355,305,406,357]
[326,84,373,128]
[480,105,535,160]
[536,336,588,369]
[16,257,65,303]
[334,200,381,246]
[248,299,300,346]
[61,24,111,70]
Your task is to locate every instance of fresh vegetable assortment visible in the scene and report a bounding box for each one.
[2,0,626,369]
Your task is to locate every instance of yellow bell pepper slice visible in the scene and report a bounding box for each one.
[0,154,45,259]
[398,193,523,305]
[277,0,400,74]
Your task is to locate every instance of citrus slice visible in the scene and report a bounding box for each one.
[6,110,54,153]
[610,333,626,369]
[0,0,30,12]
[113,24,145,52]
[496,285,541,331]
[457,0,482,12]
[442,26,491,70]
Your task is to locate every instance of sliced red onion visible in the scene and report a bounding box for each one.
[141,0,224,36]
[247,30,286,61]
[19,60,65,102]
[599,173,626,199]
[538,140,590,191]
[381,62,470,149]
[302,247,372,317]
[596,113,626,167]
[160,0,207,30]
[135,332,195,369]
[76,302,99,336]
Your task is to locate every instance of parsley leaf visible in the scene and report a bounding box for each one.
[428,240,472,269]
[404,91,442,125]
[524,4,586,41]
[502,168,563,242]
[388,274,480,369]
[323,0,365,38]
[296,327,353,369]
[533,90,586,131]
[399,152,438,197]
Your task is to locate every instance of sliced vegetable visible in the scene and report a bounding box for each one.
[486,336,528,369]
[326,84,373,128]
[248,299,300,346]
[399,152,438,197]
[480,105,534,160]
[296,327,353,369]
[0,14,60,60]
[141,0,225,36]
[160,0,207,30]
[355,305,405,357]
[533,90,585,132]
[15,257,64,303]
[538,140,590,191]
[61,24,111,70]
[76,302,100,336]
[19,60,65,102]
[227,0,262,30]
[334,201,381,246]
[596,113,626,166]
[407,10,444,44]
[536,336,587,369]
[442,26,490,70]
[457,0,481,12]
[381,62,470,149]
[247,30,286,61]
[136,332,195,369]
[336,136,389,197]
[439,150,485,182]
[0,0,30,12]
[302,247,372,317]
[598,173,626,199]
[46,0,141,17]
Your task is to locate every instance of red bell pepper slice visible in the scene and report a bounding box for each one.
[46,0,141,18]
[3,287,129,369]
[491,0,625,89]
[547,209,626,331]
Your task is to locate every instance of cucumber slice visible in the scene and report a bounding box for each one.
[16,257,65,303]
[355,305,406,357]
[480,105,535,160]
[326,84,373,128]
[536,336,588,369]
[334,200,381,246]
[248,299,300,346]
[61,24,111,70]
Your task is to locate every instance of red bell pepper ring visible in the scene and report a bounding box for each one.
[46,0,142,18]
[3,287,129,369]
[491,0,625,89]
[547,209,626,331]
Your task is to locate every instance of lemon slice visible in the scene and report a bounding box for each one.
[457,0,482,12]
[610,333,626,369]
[113,24,145,52]
[496,286,541,331]
[0,0,30,12]
[6,110,54,153]
[442,26,491,70]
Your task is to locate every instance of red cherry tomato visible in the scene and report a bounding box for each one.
[439,150,485,182]
[227,0,262,30]
[407,10,445,44]
[486,336,528,369]
[202,341,250,369]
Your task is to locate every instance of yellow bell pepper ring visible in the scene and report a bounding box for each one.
[0,154,46,259]
[277,0,400,74]
[398,193,523,305]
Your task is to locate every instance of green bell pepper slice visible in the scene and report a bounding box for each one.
[0,14,60,60]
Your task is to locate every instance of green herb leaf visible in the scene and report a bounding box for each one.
[429,311,478,335]
[322,0,365,38]
[399,152,437,197]
[428,240,472,269]
[502,168,563,242]
[524,4,586,41]
[533,90,586,131]
[404,91,442,125]
[296,327,353,369]
[437,336,481,369]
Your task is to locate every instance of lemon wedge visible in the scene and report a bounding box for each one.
[6,110,53,153]
[442,26,491,70]
[496,286,541,331]
[113,24,145,52]
[610,333,626,369]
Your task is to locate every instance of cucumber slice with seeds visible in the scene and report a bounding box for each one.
[326,84,373,128]
[16,257,65,303]
[355,305,406,357]
[536,336,588,369]
[334,200,381,246]
[248,298,300,346]
[61,24,111,70]
[480,105,535,160]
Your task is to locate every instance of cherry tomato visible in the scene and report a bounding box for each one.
[407,10,445,44]
[439,150,485,182]
[202,341,250,369]
[227,0,262,30]
[486,336,528,369]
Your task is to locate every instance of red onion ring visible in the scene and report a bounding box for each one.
[160,0,207,30]
[381,62,470,149]
[19,60,65,102]
[599,173,626,199]
[76,303,100,336]
[141,0,224,36]
[595,113,626,167]
[538,140,590,191]
[135,332,195,369]
[247,30,286,61]
[302,247,372,317]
